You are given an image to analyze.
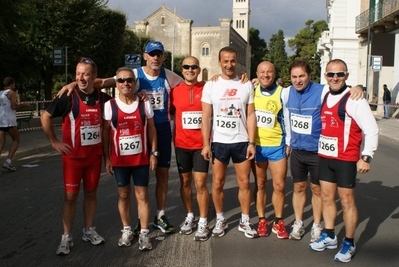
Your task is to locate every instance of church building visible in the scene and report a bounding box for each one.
[133,0,251,80]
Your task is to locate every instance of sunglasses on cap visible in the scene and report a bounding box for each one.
[325,72,347,78]
[182,64,199,70]
[148,51,164,57]
[79,57,95,64]
[116,77,136,83]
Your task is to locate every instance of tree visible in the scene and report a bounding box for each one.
[265,30,288,83]
[249,27,268,79]
[288,20,328,83]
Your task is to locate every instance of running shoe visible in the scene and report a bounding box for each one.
[82,227,105,245]
[334,241,356,262]
[56,234,74,255]
[212,218,228,237]
[138,232,152,251]
[152,215,175,233]
[238,220,259,239]
[257,218,268,237]
[3,162,16,172]
[194,222,209,241]
[133,221,141,236]
[289,220,305,240]
[272,220,289,239]
[310,223,323,243]
[118,229,133,247]
[179,216,196,235]
[308,232,338,251]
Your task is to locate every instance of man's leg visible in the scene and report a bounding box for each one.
[193,171,209,219]
[269,158,287,219]
[0,131,6,156]
[211,159,227,214]
[117,185,132,227]
[62,191,79,234]
[292,181,307,221]
[179,172,193,214]
[254,161,268,218]
[5,126,20,160]
[135,186,150,231]
[320,180,337,230]
[155,167,169,211]
[83,189,97,229]
[234,160,252,215]
[310,182,322,224]
[337,187,357,239]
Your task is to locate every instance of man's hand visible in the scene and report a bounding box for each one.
[357,159,370,173]
[57,82,76,98]
[201,145,212,161]
[246,144,256,160]
[286,145,291,158]
[251,78,259,87]
[51,140,72,155]
[209,74,221,82]
[350,85,365,100]
[104,158,114,176]
[136,91,148,101]
[238,72,249,83]
[149,155,157,171]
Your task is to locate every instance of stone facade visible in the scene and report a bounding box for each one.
[132,1,251,80]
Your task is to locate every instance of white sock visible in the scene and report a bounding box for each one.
[199,217,207,224]
[187,212,194,219]
[123,226,131,231]
[6,159,11,164]
[241,214,250,222]
[157,210,165,219]
[140,229,149,234]
[216,212,224,220]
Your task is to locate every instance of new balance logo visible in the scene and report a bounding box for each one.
[222,89,237,97]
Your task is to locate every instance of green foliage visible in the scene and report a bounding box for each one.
[288,20,328,83]
[265,30,288,84]
[249,28,268,79]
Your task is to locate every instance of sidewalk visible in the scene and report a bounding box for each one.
[1,115,398,161]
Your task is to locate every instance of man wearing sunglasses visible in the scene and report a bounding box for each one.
[283,60,364,244]
[102,67,157,251]
[170,56,210,241]
[41,57,111,255]
[308,59,378,263]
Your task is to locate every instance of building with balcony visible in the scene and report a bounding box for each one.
[356,0,399,117]
[317,0,361,87]
[132,1,251,81]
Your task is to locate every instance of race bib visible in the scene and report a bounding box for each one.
[255,109,275,128]
[291,113,312,134]
[182,111,202,129]
[215,115,239,134]
[119,134,142,156]
[80,125,101,146]
[318,135,338,157]
[148,92,164,110]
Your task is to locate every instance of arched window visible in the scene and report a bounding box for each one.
[202,69,209,82]
[161,16,165,26]
[201,43,210,56]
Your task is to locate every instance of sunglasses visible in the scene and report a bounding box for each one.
[148,51,164,57]
[79,57,95,64]
[182,64,199,70]
[116,77,136,83]
[325,72,347,78]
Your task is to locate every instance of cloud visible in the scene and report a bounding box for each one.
[107,0,327,43]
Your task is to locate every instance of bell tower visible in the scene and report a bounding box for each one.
[232,0,250,41]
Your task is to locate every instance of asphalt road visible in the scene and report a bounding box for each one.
[0,134,398,266]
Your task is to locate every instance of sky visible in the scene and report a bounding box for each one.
[106,0,328,52]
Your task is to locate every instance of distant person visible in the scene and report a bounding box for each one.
[308,59,379,263]
[41,57,110,255]
[170,56,210,241]
[0,77,30,172]
[201,46,258,239]
[102,67,157,251]
[369,93,377,111]
[252,61,289,239]
[382,84,391,118]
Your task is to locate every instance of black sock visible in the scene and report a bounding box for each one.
[344,237,354,245]
[324,229,335,239]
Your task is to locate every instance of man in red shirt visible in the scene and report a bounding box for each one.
[41,57,110,255]
[170,56,210,241]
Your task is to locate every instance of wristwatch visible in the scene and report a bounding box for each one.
[361,155,372,163]
[151,151,160,157]
[248,142,256,146]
